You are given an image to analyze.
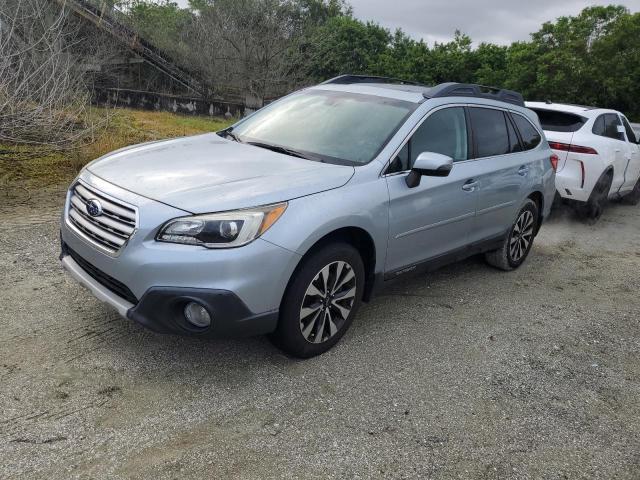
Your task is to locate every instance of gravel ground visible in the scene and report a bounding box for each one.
[1,188,639,479]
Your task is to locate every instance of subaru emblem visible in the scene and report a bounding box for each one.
[86,199,103,217]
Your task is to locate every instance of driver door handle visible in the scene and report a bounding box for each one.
[462,180,478,192]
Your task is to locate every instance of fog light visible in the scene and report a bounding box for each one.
[184,302,211,328]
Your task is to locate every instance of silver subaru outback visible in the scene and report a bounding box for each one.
[60,75,556,358]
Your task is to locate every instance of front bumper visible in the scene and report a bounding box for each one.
[61,253,133,318]
[59,172,301,338]
[61,244,280,337]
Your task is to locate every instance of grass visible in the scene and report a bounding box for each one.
[0,108,234,192]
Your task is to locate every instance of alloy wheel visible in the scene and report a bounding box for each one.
[299,261,357,344]
[509,210,534,262]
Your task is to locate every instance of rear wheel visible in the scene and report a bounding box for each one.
[270,243,365,358]
[621,178,640,206]
[485,199,539,271]
[576,172,612,222]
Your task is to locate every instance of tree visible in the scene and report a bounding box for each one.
[0,0,93,147]
[306,15,391,80]
[186,0,316,103]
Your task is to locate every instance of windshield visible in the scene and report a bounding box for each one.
[228,89,417,165]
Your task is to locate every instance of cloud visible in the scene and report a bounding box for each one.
[347,0,640,45]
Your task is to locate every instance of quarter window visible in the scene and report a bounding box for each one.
[511,114,542,151]
[592,115,606,136]
[388,107,468,173]
[469,107,510,157]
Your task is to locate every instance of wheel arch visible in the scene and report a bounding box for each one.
[290,226,378,303]
[527,191,544,234]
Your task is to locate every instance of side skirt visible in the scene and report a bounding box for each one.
[382,233,507,283]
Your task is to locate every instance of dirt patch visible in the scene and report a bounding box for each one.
[1,194,639,479]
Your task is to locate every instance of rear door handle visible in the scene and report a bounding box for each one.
[518,165,530,176]
[462,180,478,192]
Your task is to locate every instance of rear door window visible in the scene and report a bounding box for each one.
[531,109,587,132]
[621,116,637,143]
[511,114,542,151]
[506,114,523,153]
[469,107,510,158]
[605,114,624,141]
[595,114,625,141]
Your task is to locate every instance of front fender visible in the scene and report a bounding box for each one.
[261,179,390,276]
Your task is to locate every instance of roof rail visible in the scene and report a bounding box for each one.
[424,83,525,107]
[322,74,426,87]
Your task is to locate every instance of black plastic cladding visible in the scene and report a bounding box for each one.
[425,83,525,107]
[322,75,525,108]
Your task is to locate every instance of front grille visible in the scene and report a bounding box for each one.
[65,244,139,305]
[66,182,137,254]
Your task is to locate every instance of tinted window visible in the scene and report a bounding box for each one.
[506,114,523,153]
[410,107,468,165]
[621,116,637,143]
[389,107,468,173]
[470,107,509,157]
[512,114,542,150]
[231,90,416,165]
[388,143,410,172]
[603,114,625,141]
[531,109,587,132]
[592,115,606,136]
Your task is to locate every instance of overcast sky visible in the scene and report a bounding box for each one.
[347,0,640,45]
[173,0,640,45]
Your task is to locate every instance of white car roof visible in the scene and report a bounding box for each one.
[525,101,619,117]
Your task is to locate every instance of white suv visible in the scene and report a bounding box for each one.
[527,102,640,219]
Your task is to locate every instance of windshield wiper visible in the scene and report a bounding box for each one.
[220,128,242,143]
[246,141,320,161]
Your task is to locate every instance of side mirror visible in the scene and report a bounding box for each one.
[406,152,453,188]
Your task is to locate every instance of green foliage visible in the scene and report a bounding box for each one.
[121,0,193,57]
[307,16,392,78]
[118,2,640,120]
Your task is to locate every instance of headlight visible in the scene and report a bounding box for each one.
[157,202,287,248]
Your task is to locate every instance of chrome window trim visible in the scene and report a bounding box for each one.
[380,103,469,177]
[509,110,544,149]
[381,103,543,177]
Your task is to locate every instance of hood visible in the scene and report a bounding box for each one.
[86,133,355,213]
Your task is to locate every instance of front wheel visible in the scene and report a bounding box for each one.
[270,243,365,358]
[485,199,539,271]
[621,178,640,206]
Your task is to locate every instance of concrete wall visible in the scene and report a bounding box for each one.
[93,88,251,118]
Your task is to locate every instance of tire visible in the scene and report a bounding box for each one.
[270,242,365,358]
[575,172,612,222]
[621,178,640,206]
[485,199,539,271]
